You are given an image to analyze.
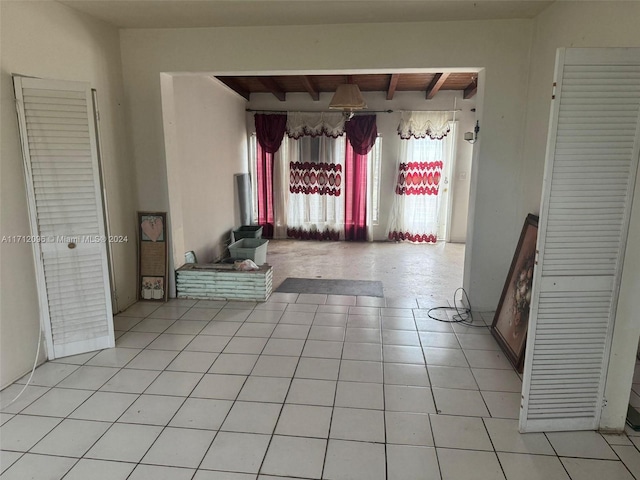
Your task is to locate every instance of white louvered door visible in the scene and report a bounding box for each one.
[520,48,640,432]
[14,76,115,359]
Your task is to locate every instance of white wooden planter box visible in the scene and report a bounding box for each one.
[176,263,273,302]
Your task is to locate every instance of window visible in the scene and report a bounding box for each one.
[249,133,258,223]
[369,135,382,225]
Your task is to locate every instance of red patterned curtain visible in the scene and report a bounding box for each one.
[344,115,377,241]
[289,162,342,196]
[255,114,287,238]
[395,161,443,196]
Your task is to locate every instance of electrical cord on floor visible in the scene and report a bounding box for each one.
[426,287,488,328]
[6,322,43,406]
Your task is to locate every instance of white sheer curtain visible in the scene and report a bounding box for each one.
[388,111,452,243]
[270,113,347,239]
[387,138,444,243]
[284,135,346,240]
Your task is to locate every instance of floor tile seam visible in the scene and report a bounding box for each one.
[3,414,65,454]
[380,328,390,480]
[480,415,511,479]
[119,421,220,432]
[2,450,83,480]
[61,361,136,393]
[255,301,318,478]
[102,335,210,465]
[411,314,438,417]
[428,364,481,391]
[609,444,640,480]
[24,383,134,427]
[0,450,27,476]
[319,312,346,480]
[332,403,385,413]
[123,380,199,475]
[497,449,606,459]
[12,364,82,391]
[25,393,141,474]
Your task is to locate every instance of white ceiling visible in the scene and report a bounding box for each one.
[58,0,554,29]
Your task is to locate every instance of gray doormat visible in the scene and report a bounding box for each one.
[275,278,384,297]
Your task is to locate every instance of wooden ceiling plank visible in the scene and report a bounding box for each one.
[387,74,400,100]
[425,72,450,100]
[216,77,250,101]
[300,75,320,101]
[258,76,286,101]
[464,79,478,99]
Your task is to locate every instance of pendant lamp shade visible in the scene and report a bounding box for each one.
[329,84,367,110]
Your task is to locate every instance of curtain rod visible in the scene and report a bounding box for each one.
[245,109,461,114]
[246,109,393,114]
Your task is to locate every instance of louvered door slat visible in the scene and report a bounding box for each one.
[520,49,640,432]
[14,76,114,359]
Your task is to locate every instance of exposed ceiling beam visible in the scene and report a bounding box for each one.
[387,74,400,100]
[464,79,478,99]
[300,76,319,101]
[425,73,450,100]
[258,77,286,101]
[217,77,250,101]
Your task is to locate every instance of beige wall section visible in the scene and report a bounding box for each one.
[245,90,475,243]
[120,19,534,310]
[165,75,248,268]
[0,1,137,388]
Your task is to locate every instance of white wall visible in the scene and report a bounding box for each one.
[0,1,137,387]
[119,19,534,311]
[163,75,248,268]
[245,90,475,242]
[520,1,640,431]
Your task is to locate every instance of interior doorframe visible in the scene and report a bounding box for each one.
[160,67,484,297]
[91,89,118,313]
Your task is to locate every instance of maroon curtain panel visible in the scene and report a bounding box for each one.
[344,115,377,241]
[255,114,287,238]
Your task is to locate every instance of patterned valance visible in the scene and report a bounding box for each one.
[397,111,451,140]
[395,161,443,196]
[286,112,346,139]
[289,161,342,196]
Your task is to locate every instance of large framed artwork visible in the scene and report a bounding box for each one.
[491,214,539,373]
[137,212,168,302]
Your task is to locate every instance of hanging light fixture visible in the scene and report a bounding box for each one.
[329,83,367,111]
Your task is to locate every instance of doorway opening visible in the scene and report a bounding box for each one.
[160,68,481,298]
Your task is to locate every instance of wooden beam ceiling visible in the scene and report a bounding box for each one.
[300,75,319,101]
[258,77,286,101]
[463,78,478,99]
[216,77,250,101]
[425,73,450,100]
[387,74,400,100]
[216,72,479,102]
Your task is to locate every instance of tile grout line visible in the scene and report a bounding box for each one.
[64,302,192,479]
[82,300,233,478]
[255,298,324,478]
[320,303,348,480]
[182,299,272,478]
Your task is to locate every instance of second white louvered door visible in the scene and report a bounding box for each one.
[520,48,640,432]
[14,76,115,359]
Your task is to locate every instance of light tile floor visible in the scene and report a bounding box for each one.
[1,295,639,479]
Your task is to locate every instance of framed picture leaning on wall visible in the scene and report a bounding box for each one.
[137,212,168,302]
[491,213,539,372]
